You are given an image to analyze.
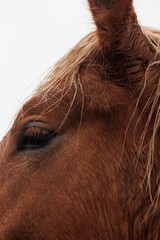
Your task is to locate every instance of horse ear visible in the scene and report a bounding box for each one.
[88,0,154,59]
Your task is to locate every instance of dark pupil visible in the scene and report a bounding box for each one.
[19,127,54,151]
[23,134,48,146]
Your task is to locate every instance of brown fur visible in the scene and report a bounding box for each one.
[0,0,160,239]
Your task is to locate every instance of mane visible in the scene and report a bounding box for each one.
[33,26,160,205]
[33,32,99,98]
[140,26,160,205]
[34,26,160,96]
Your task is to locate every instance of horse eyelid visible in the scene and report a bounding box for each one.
[17,123,56,151]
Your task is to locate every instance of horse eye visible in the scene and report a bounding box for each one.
[18,126,55,151]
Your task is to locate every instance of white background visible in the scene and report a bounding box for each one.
[0,0,160,140]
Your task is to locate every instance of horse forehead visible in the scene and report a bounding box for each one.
[0,135,7,151]
[13,96,66,129]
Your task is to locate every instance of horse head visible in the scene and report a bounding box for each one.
[0,0,160,239]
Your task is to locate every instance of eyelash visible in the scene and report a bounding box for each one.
[18,127,55,151]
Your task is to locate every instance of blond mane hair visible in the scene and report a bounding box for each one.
[34,26,160,206]
[34,32,99,97]
[34,26,160,96]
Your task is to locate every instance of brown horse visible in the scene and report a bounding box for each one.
[0,0,160,239]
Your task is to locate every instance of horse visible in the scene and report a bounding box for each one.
[0,0,160,239]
